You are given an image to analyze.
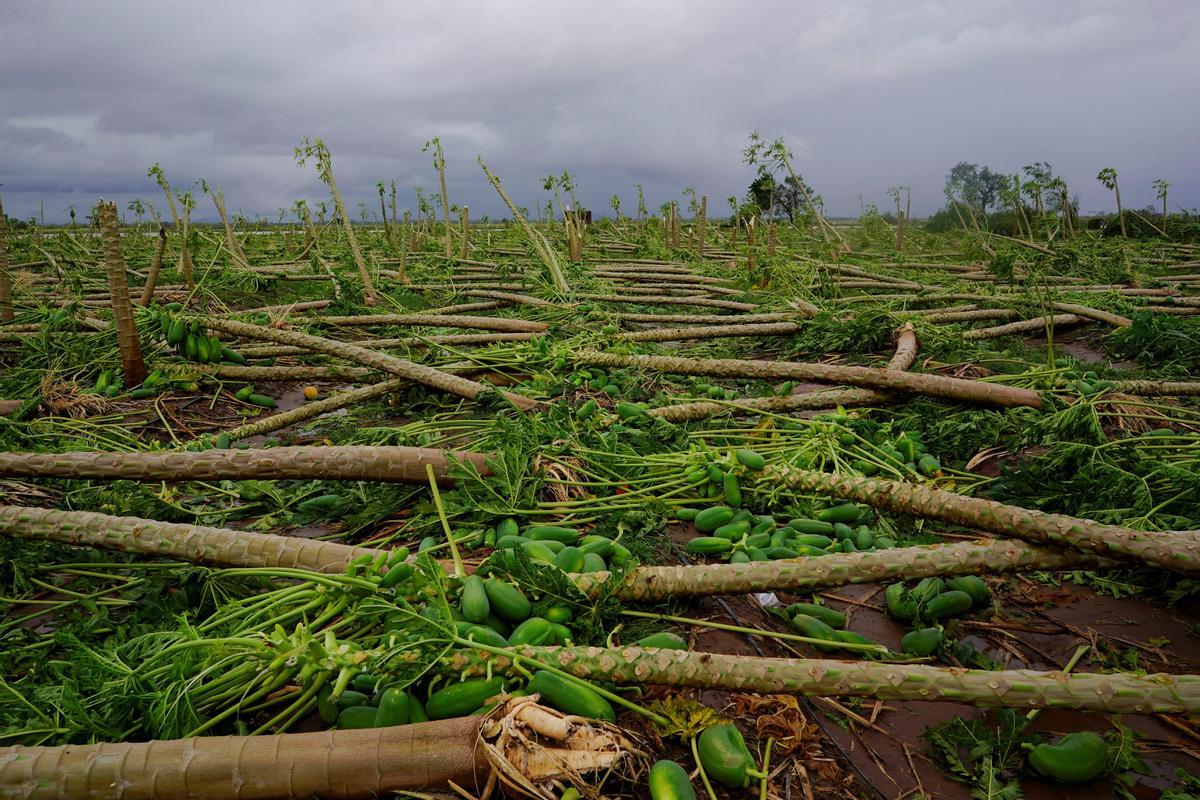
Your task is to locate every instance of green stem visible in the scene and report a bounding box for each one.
[620,610,887,654]
[427,463,464,577]
[690,734,720,800]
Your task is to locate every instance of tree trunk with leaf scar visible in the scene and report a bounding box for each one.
[618,311,798,324]
[0,445,489,485]
[199,317,538,411]
[962,314,1083,340]
[776,466,1200,574]
[648,387,890,423]
[0,506,1118,596]
[577,348,1041,409]
[0,698,633,800]
[1113,380,1200,396]
[98,201,147,385]
[237,332,536,359]
[221,378,409,441]
[452,646,1200,714]
[578,293,755,311]
[300,312,547,332]
[1051,301,1132,327]
[138,224,168,306]
[620,321,799,343]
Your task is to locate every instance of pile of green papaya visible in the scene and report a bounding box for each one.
[687,379,739,402]
[86,368,173,399]
[885,575,991,656]
[145,304,247,367]
[680,501,896,562]
[484,519,634,573]
[1060,364,1116,396]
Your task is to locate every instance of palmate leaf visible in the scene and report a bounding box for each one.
[924,710,1033,797]
[363,554,458,689]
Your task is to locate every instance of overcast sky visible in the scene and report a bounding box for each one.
[2,1,1197,224]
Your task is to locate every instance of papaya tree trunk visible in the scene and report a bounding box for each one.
[221,377,409,442]
[0,719,488,800]
[0,699,631,800]
[576,349,1042,409]
[456,646,1200,714]
[0,445,489,485]
[303,313,547,333]
[776,466,1200,574]
[620,322,798,343]
[198,317,538,411]
[578,293,755,312]
[98,201,147,386]
[0,193,13,322]
[0,504,375,573]
[0,505,1114,598]
[138,224,168,307]
[574,538,1112,599]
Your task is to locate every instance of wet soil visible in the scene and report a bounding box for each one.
[664,522,1200,799]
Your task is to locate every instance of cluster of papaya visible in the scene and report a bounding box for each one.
[885,575,991,655]
[485,520,635,573]
[681,500,896,562]
[146,305,246,366]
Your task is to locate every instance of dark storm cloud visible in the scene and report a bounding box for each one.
[2,1,1197,223]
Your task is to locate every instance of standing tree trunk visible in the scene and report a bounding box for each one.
[695,195,707,258]
[138,224,167,306]
[0,193,13,322]
[459,205,470,259]
[97,201,147,385]
[327,174,378,306]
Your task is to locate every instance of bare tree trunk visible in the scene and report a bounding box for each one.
[98,201,147,385]
[138,224,167,306]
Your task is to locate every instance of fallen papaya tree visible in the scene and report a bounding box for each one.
[452,644,1200,714]
[0,697,634,800]
[775,466,1200,574]
[0,445,489,486]
[0,505,1114,596]
[199,316,539,411]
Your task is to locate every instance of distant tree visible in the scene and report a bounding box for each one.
[945,162,1007,216]
[1153,178,1170,230]
[1096,167,1126,236]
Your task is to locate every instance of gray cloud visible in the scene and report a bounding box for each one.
[2,0,1197,223]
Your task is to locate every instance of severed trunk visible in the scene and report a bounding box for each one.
[98,201,147,385]
[776,466,1200,575]
[138,224,168,306]
[0,445,489,485]
[305,312,547,333]
[0,193,12,322]
[454,646,1200,715]
[199,316,539,411]
[576,349,1042,409]
[0,505,1118,600]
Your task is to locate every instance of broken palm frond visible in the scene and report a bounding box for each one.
[0,445,489,485]
[199,317,538,411]
[776,466,1200,575]
[576,350,1042,409]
